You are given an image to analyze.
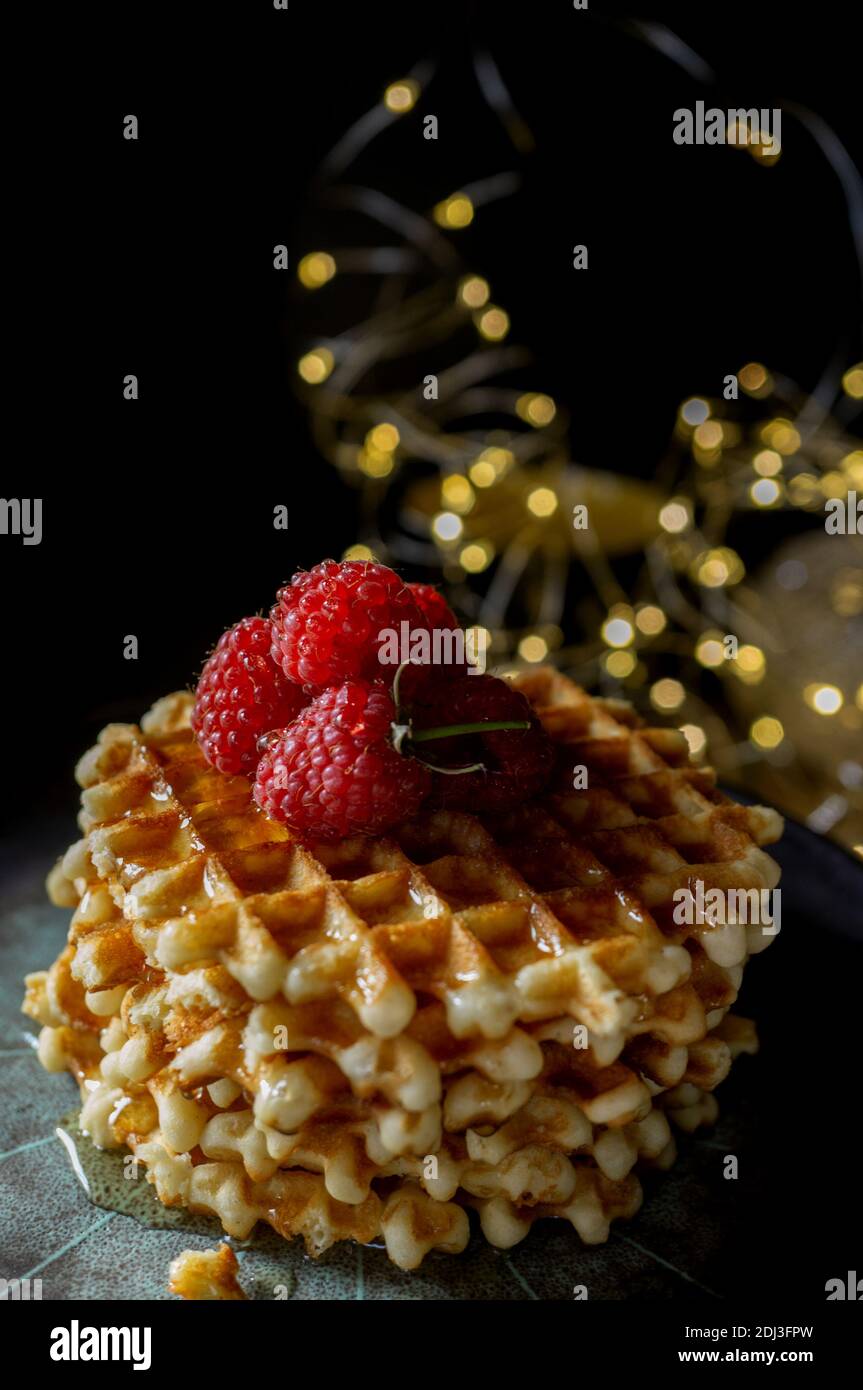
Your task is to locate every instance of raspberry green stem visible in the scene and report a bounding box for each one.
[409,720,530,742]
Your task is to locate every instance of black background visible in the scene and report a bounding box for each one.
[4,0,861,827]
[1,1,861,1310]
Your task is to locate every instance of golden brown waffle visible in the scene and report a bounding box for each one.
[25,669,782,1270]
[169,1243,247,1301]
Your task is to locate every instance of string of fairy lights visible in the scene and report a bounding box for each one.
[287,41,863,853]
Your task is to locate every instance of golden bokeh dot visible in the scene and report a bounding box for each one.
[841,363,863,399]
[470,447,513,487]
[762,419,801,455]
[458,275,490,309]
[750,716,784,749]
[518,634,549,663]
[696,634,726,668]
[475,306,510,341]
[298,252,337,290]
[367,423,400,453]
[842,451,863,488]
[441,474,474,513]
[699,555,730,587]
[694,421,724,450]
[605,650,637,678]
[384,79,419,113]
[659,499,690,533]
[739,362,769,394]
[298,347,334,384]
[694,548,744,588]
[469,459,496,488]
[737,645,765,674]
[358,448,394,478]
[527,486,558,518]
[651,678,686,711]
[820,470,848,499]
[517,393,557,427]
[753,449,782,477]
[459,542,493,574]
[635,605,666,636]
[787,473,821,508]
[434,193,475,229]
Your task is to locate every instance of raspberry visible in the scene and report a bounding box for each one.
[192,617,308,776]
[270,560,430,692]
[410,673,555,814]
[254,680,431,841]
[394,582,469,705]
[407,583,460,633]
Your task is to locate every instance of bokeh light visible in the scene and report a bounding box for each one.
[601,615,635,648]
[651,678,685,711]
[750,716,784,749]
[298,347,334,384]
[804,683,844,715]
[298,252,336,289]
[680,723,707,757]
[519,634,549,663]
[517,393,557,427]
[432,511,464,543]
[383,79,419,113]
[527,487,558,517]
[434,193,475,229]
[635,605,666,636]
[458,275,490,308]
[475,306,510,340]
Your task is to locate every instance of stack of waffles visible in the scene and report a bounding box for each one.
[24,668,782,1271]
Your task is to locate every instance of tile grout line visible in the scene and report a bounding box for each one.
[505,1256,540,1300]
[615,1232,723,1298]
[18,1212,117,1282]
[0,1134,56,1162]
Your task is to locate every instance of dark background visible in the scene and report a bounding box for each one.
[4,0,861,828]
[2,1,861,1307]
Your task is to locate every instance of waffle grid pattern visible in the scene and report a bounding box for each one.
[25,668,781,1271]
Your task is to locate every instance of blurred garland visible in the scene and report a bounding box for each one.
[288,23,863,854]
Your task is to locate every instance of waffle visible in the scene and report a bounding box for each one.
[24,668,782,1273]
[169,1244,247,1301]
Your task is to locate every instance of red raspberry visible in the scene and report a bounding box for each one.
[410,673,554,814]
[253,680,431,841]
[270,560,430,692]
[407,584,460,633]
[395,582,469,705]
[192,617,309,776]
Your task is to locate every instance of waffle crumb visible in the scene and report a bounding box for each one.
[169,1243,246,1301]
